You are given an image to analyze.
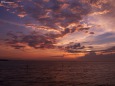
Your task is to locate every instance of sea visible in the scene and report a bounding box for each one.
[0,61,115,86]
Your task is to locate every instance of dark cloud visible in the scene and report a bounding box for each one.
[11,45,25,49]
[77,52,115,61]
[89,32,95,34]
[1,0,98,37]
[105,46,115,51]
[78,27,90,31]
[5,31,60,49]
[5,31,87,53]
[88,46,94,49]
[25,0,91,30]
[66,43,81,49]
[82,0,108,8]
[63,42,86,53]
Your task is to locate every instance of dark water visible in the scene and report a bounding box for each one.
[0,61,115,86]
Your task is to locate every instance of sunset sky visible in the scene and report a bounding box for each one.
[0,0,115,60]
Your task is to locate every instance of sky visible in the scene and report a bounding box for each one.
[0,0,115,60]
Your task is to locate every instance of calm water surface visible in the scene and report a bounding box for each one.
[0,61,115,86]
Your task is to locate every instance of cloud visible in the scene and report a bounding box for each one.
[61,42,86,52]
[105,46,115,52]
[5,30,88,53]
[2,0,115,53]
[1,0,94,37]
[5,31,59,49]
[82,0,108,8]
[89,32,95,34]
[89,10,110,16]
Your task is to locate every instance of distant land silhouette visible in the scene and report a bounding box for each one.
[0,59,9,61]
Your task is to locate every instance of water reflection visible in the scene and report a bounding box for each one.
[0,61,115,86]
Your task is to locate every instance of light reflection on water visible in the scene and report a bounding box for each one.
[0,61,115,86]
